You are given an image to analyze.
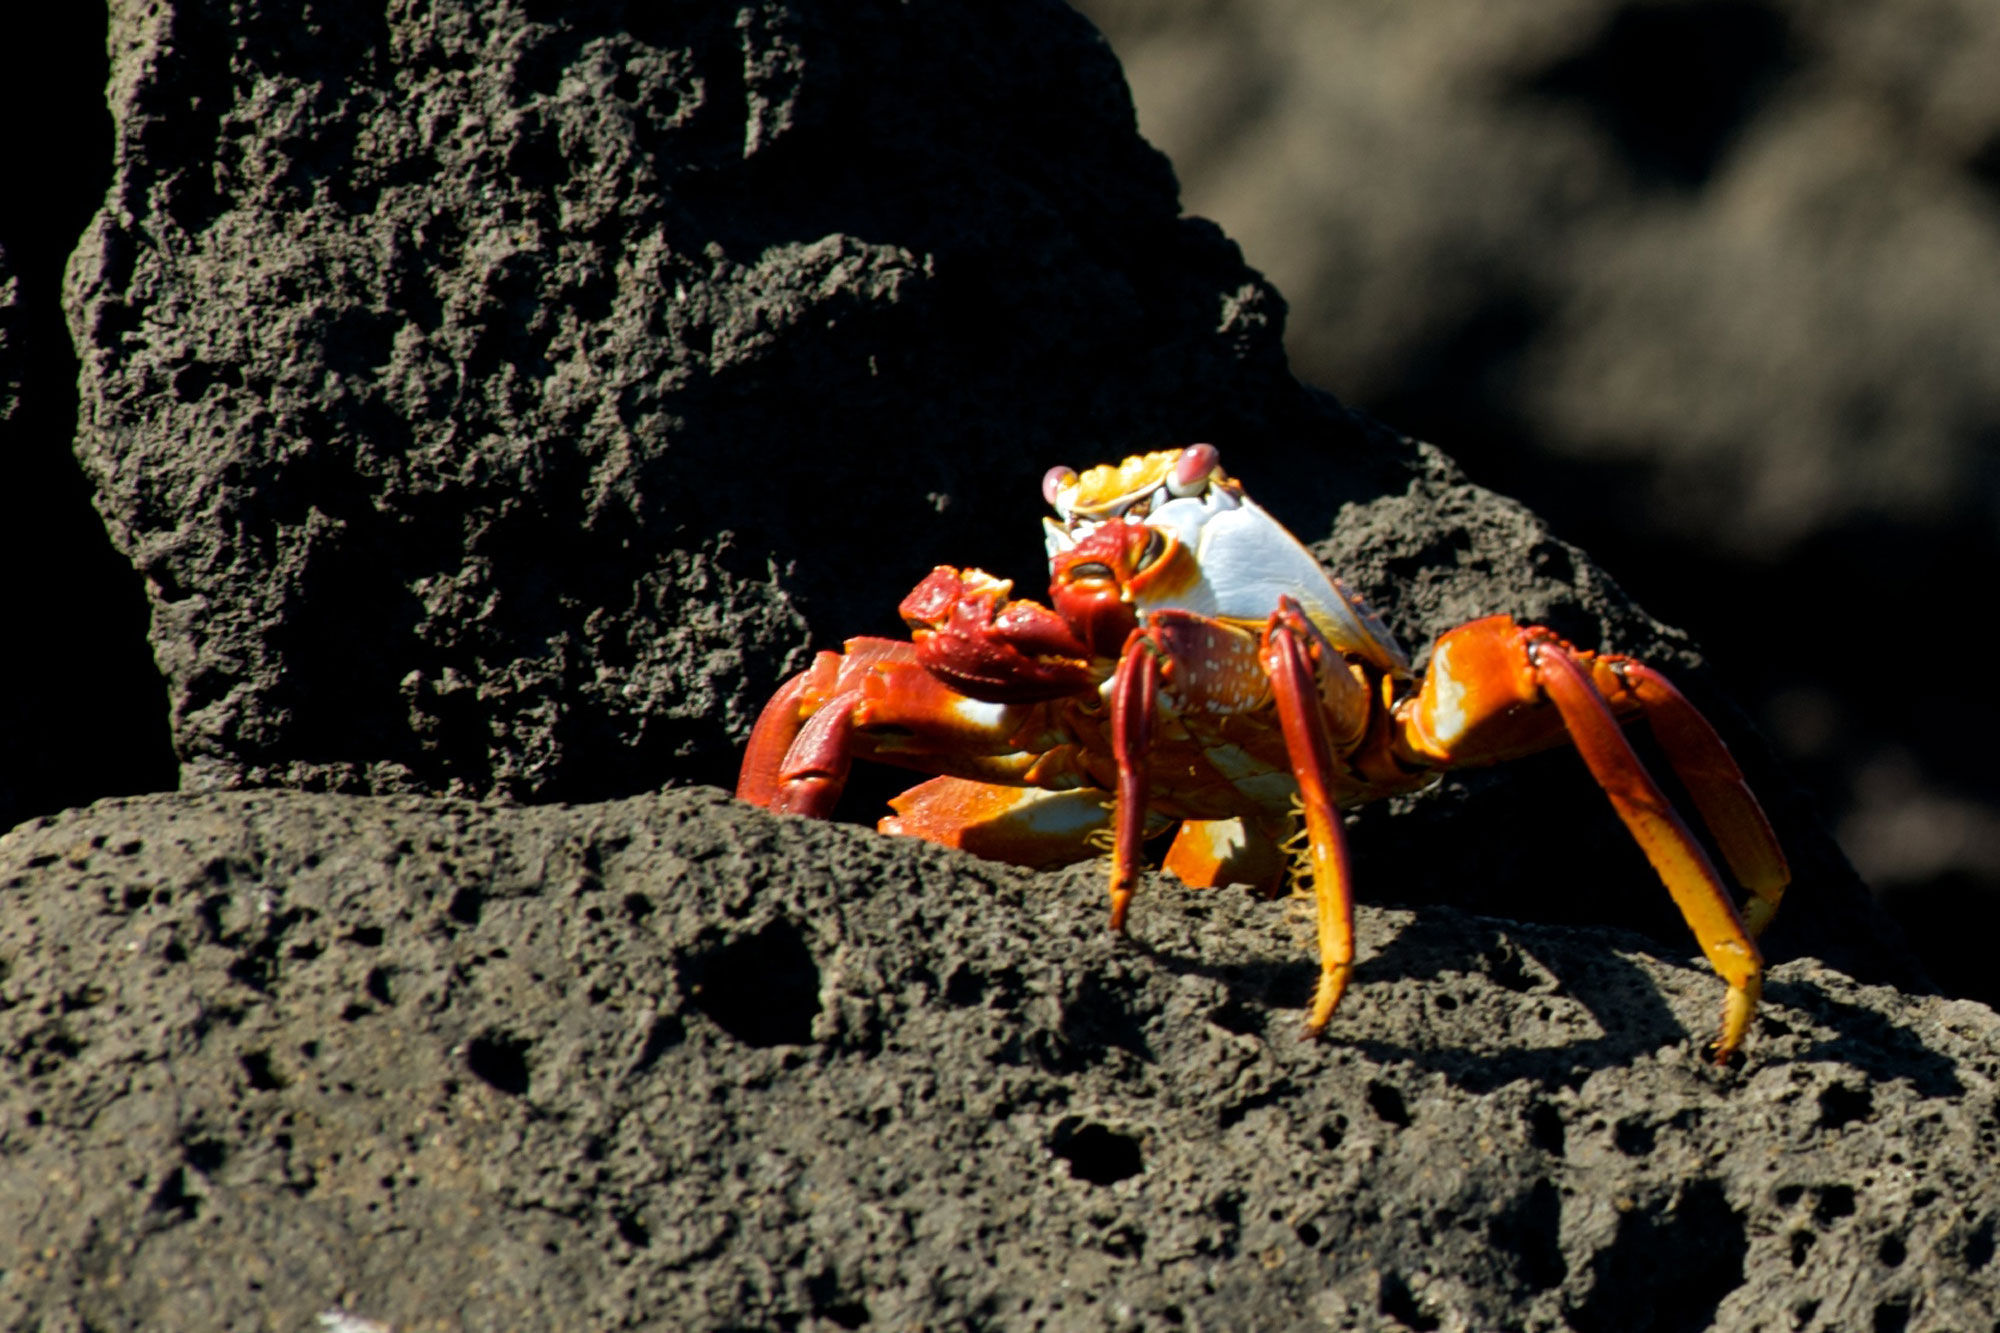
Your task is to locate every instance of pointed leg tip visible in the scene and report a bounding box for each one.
[1708,983,1759,1067]
[1301,964,1350,1039]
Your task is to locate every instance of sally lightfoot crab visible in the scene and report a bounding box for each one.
[736,445,1790,1060]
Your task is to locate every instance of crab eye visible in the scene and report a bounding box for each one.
[1042,466,1077,508]
[1167,443,1219,497]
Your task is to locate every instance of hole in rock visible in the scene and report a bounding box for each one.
[149,1167,200,1223]
[1049,1119,1144,1185]
[690,919,820,1047]
[182,1136,227,1174]
[1813,1185,1856,1225]
[942,964,985,1007]
[1613,1118,1656,1156]
[614,1210,650,1247]
[1966,1217,1994,1269]
[1569,1180,1746,1333]
[1818,1083,1872,1131]
[467,1031,531,1096]
[1489,1178,1567,1291]
[240,1050,286,1091]
[1527,1101,1567,1155]
[1366,1080,1412,1127]
[1377,1272,1441,1331]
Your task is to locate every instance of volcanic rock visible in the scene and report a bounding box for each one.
[3,790,1993,1331]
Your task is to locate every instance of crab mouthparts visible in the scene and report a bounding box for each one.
[1043,480,1239,562]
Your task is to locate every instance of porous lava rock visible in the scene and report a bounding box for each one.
[2,790,1994,1331]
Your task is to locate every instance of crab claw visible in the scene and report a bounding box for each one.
[900,567,1098,702]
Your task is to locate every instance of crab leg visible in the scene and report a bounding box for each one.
[738,671,822,811]
[881,776,1134,870]
[754,686,866,817]
[737,637,1069,817]
[1531,640,1763,1062]
[1261,600,1357,1037]
[1603,662,1790,936]
[1108,630,1162,930]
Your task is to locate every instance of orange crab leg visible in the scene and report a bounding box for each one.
[1262,601,1357,1037]
[1607,662,1790,936]
[1531,641,1763,1062]
[880,776,1135,870]
[1162,817,1290,895]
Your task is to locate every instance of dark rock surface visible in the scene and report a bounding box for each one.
[3,790,1995,1332]
[1074,0,2000,1001]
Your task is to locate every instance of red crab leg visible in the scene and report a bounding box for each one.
[1108,630,1162,930]
[1531,639,1763,1062]
[1262,601,1357,1037]
[1604,662,1790,936]
[738,670,819,811]
[756,686,865,817]
[737,637,1063,818]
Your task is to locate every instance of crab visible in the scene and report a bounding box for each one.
[736,445,1790,1060]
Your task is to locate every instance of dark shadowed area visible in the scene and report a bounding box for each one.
[0,0,177,833]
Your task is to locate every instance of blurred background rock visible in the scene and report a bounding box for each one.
[1073,0,2000,1002]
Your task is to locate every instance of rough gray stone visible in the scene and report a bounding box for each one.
[2,790,1993,1332]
